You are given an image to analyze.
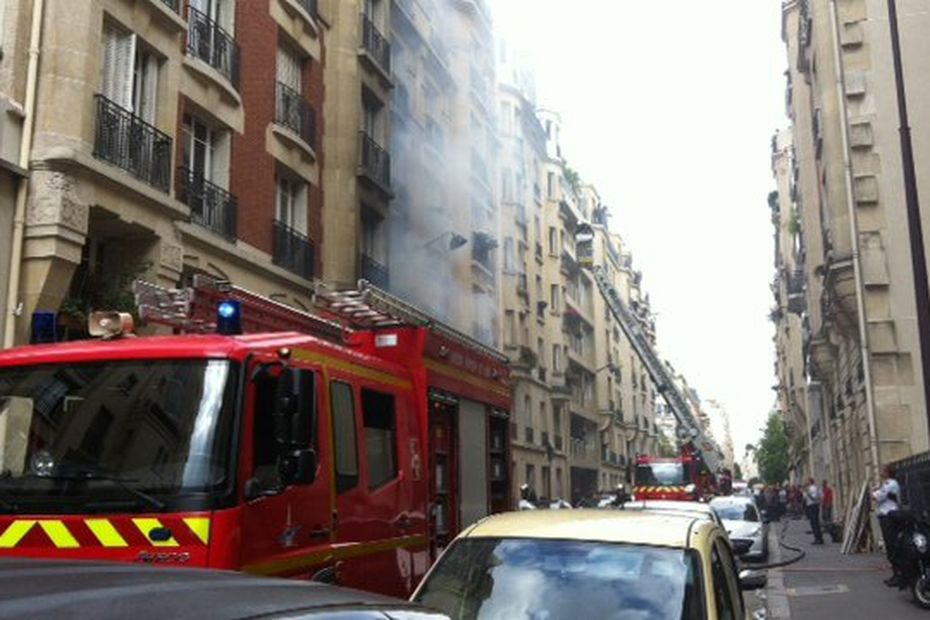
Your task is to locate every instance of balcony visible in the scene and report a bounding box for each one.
[554,434,564,452]
[158,0,179,12]
[187,6,240,89]
[276,82,316,148]
[525,426,534,445]
[177,167,237,239]
[360,253,389,289]
[273,220,314,280]
[516,273,529,298]
[93,95,172,193]
[358,131,391,191]
[360,13,391,77]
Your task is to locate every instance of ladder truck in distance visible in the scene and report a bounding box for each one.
[0,276,512,598]
[575,225,724,502]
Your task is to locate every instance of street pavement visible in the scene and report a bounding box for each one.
[763,515,927,619]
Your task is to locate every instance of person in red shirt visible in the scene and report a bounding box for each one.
[822,479,834,525]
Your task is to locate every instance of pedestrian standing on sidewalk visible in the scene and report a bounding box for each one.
[804,477,824,544]
[821,479,834,525]
[778,484,788,521]
[873,465,903,587]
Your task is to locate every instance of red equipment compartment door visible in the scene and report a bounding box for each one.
[331,377,427,598]
[239,364,333,580]
[428,398,458,556]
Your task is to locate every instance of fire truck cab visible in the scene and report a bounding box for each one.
[633,444,717,502]
[0,278,511,598]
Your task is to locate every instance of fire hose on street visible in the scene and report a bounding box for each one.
[748,519,806,571]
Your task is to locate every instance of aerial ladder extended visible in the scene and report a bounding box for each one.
[575,225,724,474]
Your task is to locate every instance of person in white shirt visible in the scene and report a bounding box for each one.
[804,477,824,544]
[873,465,903,587]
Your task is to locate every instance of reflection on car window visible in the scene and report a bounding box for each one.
[635,463,686,486]
[711,502,758,522]
[415,537,700,620]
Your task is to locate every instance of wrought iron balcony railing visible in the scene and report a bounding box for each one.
[360,13,391,74]
[360,253,389,289]
[176,167,237,239]
[273,220,314,279]
[93,94,172,193]
[358,131,391,189]
[296,0,318,19]
[187,6,240,89]
[276,82,316,148]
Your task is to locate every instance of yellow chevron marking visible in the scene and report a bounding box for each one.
[132,518,178,547]
[0,520,35,548]
[39,521,79,548]
[85,519,128,547]
[183,518,210,545]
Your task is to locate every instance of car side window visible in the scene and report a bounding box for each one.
[361,388,397,489]
[252,368,316,487]
[331,381,359,493]
[710,544,736,620]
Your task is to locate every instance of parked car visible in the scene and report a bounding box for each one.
[710,496,769,561]
[0,558,449,620]
[412,509,765,619]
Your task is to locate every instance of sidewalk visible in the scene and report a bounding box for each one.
[764,516,926,619]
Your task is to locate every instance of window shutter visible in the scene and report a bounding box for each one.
[139,52,159,123]
[101,26,134,109]
[276,47,301,91]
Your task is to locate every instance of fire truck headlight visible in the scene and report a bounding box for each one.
[685,484,696,494]
[217,300,242,335]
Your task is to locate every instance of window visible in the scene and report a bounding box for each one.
[102,22,160,122]
[550,284,560,313]
[277,44,303,92]
[552,344,562,372]
[547,172,556,198]
[252,368,316,488]
[503,238,515,272]
[526,463,535,489]
[331,381,358,493]
[362,388,397,489]
[523,394,531,427]
[548,227,558,255]
[361,207,386,264]
[539,401,547,432]
[276,171,307,233]
[190,0,234,33]
[504,311,516,346]
[541,466,551,498]
[182,113,230,188]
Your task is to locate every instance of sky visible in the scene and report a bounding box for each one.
[492,1,788,456]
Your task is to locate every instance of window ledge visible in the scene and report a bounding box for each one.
[357,49,394,89]
[182,55,243,108]
[279,0,321,38]
[272,123,317,163]
[147,0,188,32]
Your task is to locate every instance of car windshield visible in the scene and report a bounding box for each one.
[636,462,686,486]
[712,503,758,522]
[414,538,702,620]
[0,360,238,512]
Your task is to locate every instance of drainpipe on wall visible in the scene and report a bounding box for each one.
[2,0,44,349]
[828,0,882,485]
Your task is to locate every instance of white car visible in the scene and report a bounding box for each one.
[710,496,769,561]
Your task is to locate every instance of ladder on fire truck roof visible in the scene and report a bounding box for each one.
[313,280,508,363]
[575,234,723,473]
[134,275,507,364]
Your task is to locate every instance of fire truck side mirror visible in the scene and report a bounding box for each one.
[292,448,318,485]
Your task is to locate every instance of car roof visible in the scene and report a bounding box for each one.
[710,496,755,507]
[0,558,441,620]
[460,509,702,549]
[623,500,715,514]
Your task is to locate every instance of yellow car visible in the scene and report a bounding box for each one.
[412,509,765,620]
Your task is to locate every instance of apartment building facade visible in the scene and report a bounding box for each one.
[0,0,326,345]
[779,0,930,506]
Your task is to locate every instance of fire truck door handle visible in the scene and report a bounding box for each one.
[309,526,330,539]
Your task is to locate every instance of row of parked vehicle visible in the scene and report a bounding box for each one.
[0,498,768,620]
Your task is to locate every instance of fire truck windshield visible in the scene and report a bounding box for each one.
[635,462,686,487]
[0,359,238,513]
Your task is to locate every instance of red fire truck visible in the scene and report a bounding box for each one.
[633,443,718,502]
[0,277,511,598]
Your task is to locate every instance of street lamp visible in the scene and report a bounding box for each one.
[424,231,468,251]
